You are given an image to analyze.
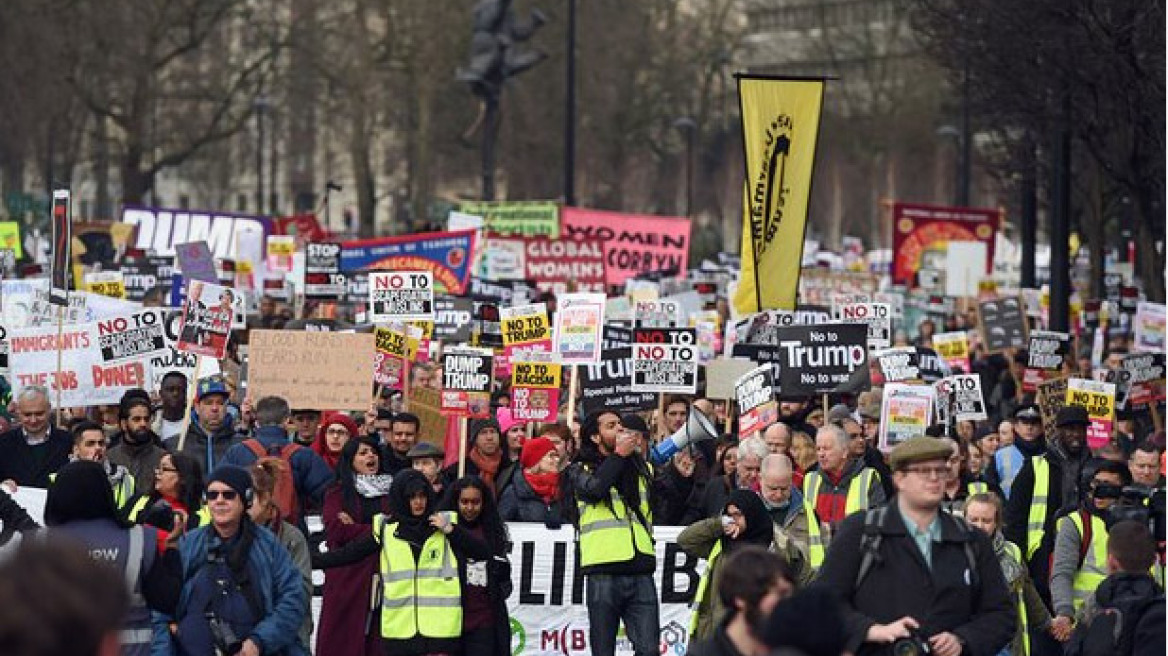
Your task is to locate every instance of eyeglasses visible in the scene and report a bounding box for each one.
[902,466,950,479]
[205,489,239,501]
[156,466,178,474]
[325,427,351,436]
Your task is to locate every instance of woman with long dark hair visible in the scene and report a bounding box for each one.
[317,434,392,656]
[440,476,513,655]
[124,451,208,538]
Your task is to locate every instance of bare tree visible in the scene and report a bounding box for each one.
[59,0,279,205]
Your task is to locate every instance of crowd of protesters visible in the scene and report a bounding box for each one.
[0,302,1161,656]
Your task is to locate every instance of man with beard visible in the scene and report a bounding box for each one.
[65,420,137,511]
[687,546,798,656]
[1004,406,1094,605]
[567,410,658,656]
[110,394,168,494]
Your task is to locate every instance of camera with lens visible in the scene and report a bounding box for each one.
[206,612,243,655]
[1108,486,1166,542]
[891,630,933,656]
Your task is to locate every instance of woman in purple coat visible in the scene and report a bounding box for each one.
[316,435,393,655]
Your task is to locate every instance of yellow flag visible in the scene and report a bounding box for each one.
[733,76,825,314]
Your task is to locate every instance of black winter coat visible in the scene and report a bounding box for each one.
[497,467,565,526]
[817,505,1016,656]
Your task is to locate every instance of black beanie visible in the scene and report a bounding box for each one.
[206,465,253,507]
[468,418,501,445]
[45,460,120,526]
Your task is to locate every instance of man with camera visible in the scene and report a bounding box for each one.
[158,465,308,656]
[1049,460,1139,640]
[817,437,1015,656]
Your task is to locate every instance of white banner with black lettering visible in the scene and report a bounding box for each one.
[502,523,693,655]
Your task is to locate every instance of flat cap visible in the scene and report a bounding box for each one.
[889,436,953,471]
[406,442,445,460]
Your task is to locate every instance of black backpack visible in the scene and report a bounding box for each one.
[854,506,981,603]
[1065,591,1164,656]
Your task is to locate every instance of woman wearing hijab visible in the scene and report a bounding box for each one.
[312,469,492,655]
[440,476,513,656]
[317,435,392,656]
[312,412,359,473]
[678,489,811,642]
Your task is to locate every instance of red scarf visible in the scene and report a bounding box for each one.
[524,470,560,504]
[469,448,502,492]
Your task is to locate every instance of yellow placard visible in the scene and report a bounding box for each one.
[511,361,562,389]
[0,222,22,258]
[733,76,825,314]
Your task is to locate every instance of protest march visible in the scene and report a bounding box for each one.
[0,28,1162,656]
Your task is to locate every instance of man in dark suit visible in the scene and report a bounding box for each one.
[0,385,73,488]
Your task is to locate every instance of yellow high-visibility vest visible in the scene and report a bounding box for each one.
[802,467,878,569]
[373,514,462,640]
[1026,457,1050,559]
[577,474,654,568]
[1065,511,1109,612]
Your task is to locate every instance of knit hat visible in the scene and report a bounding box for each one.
[497,407,524,435]
[469,418,502,445]
[520,437,558,469]
[206,465,253,507]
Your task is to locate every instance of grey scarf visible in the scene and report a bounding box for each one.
[354,474,394,499]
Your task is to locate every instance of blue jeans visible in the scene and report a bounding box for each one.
[586,573,660,656]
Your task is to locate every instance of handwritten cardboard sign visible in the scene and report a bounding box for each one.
[248,330,374,410]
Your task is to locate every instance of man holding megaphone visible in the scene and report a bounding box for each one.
[565,410,660,656]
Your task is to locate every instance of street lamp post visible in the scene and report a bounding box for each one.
[564,0,576,207]
[254,95,270,214]
[673,117,696,218]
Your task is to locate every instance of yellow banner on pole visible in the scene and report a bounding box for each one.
[733,76,825,314]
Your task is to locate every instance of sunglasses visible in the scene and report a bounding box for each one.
[204,489,239,501]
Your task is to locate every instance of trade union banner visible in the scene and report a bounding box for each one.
[341,230,476,295]
[890,201,1000,286]
[733,75,824,315]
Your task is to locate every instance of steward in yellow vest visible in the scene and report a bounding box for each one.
[1003,406,1093,604]
[564,410,658,656]
[311,469,489,655]
[1049,460,1132,637]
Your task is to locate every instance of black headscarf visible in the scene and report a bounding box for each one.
[723,489,773,552]
[387,469,436,547]
[45,460,128,528]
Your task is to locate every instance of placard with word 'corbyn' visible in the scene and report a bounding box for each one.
[368,271,434,322]
[631,327,698,394]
